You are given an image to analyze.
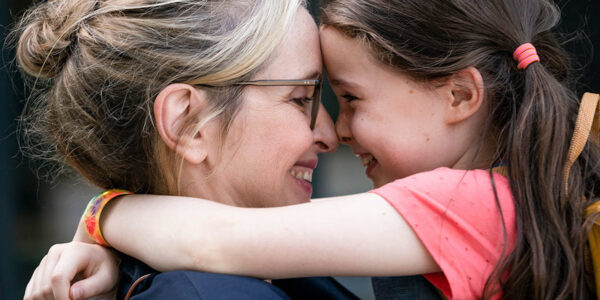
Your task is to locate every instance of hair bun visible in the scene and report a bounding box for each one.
[16,0,95,79]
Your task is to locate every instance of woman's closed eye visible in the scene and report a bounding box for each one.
[291,97,313,108]
[342,93,358,102]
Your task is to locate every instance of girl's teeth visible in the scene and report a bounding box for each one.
[360,154,375,167]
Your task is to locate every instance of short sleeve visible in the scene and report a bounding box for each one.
[371,168,516,299]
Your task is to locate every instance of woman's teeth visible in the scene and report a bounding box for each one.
[291,169,313,182]
[359,154,376,167]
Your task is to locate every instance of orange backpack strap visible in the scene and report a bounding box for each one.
[563,92,600,298]
[564,93,600,192]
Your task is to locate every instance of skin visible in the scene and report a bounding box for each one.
[168,8,335,208]
[74,27,491,279]
[25,22,498,300]
[320,27,493,187]
[24,8,338,300]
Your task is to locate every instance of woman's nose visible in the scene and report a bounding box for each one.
[313,104,338,153]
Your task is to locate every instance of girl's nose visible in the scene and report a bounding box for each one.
[335,109,352,145]
[313,104,338,153]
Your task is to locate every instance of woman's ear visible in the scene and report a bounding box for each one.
[441,67,485,125]
[154,84,213,164]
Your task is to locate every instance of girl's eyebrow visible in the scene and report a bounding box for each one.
[330,78,362,89]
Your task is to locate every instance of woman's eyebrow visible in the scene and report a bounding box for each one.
[295,71,321,80]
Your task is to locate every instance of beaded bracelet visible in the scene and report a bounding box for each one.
[84,189,133,247]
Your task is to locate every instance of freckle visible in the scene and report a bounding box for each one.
[409,90,414,94]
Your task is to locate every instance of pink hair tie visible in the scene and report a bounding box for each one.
[513,43,540,70]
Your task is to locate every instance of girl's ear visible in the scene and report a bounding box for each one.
[442,67,485,125]
[154,84,212,164]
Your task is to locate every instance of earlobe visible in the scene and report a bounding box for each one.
[444,67,485,125]
[154,84,211,164]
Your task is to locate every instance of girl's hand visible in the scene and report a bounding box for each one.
[24,242,119,300]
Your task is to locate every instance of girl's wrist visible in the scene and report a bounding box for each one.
[73,215,96,243]
[82,189,134,246]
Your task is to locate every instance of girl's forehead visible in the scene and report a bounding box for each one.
[321,28,395,91]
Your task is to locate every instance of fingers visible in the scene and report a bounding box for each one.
[69,246,120,300]
[42,246,63,299]
[23,265,38,300]
[70,268,115,300]
[36,255,55,300]
[23,243,75,300]
[24,252,57,300]
[24,242,120,300]
[58,243,119,300]
[51,246,90,300]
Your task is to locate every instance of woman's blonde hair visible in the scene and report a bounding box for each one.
[13,0,303,194]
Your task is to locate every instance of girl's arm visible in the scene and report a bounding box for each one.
[98,193,440,278]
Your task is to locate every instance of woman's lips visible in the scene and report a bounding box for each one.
[294,159,318,169]
[292,175,313,194]
[290,168,313,182]
[290,159,317,195]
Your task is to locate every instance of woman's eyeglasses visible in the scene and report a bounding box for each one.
[201,79,321,129]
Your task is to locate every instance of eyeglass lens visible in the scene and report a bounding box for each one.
[309,83,320,129]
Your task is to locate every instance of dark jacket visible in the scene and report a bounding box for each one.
[117,255,359,300]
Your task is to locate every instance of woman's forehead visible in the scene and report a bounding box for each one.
[256,8,322,80]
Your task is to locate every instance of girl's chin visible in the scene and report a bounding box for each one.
[370,175,394,189]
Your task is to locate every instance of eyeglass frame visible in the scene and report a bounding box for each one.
[197,79,321,129]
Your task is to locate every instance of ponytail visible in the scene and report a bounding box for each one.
[322,0,600,298]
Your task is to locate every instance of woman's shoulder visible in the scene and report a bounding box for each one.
[118,255,290,300]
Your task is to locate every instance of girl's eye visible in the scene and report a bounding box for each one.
[342,93,358,102]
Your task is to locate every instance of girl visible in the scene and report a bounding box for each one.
[28,0,600,299]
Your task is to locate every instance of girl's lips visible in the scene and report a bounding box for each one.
[365,159,378,178]
[355,153,378,178]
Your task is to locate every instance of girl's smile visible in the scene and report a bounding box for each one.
[321,27,453,187]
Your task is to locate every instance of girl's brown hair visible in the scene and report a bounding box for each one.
[322,0,600,298]
[12,0,302,194]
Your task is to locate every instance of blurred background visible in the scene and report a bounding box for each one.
[1,0,598,299]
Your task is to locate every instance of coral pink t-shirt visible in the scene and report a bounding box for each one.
[371,168,516,299]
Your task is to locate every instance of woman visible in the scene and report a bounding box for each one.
[15,0,368,299]
[27,0,599,299]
